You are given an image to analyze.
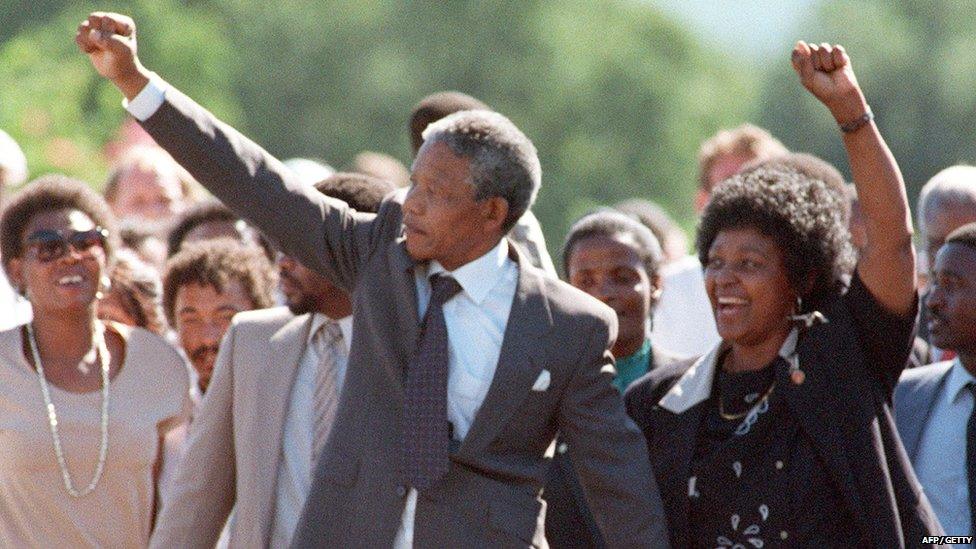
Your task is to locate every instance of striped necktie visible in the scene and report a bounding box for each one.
[312,321,346,464]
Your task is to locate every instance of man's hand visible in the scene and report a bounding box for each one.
[791,41,869,125]
[75,12,148,100]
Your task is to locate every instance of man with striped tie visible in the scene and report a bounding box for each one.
[150,173,396,548]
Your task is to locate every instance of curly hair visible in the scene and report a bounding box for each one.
[162,239,276,327]
[1,175,119,273]
[563,210,664,281]
[101,250,167,335]
[696,166,855,308]
[313,172,396,213]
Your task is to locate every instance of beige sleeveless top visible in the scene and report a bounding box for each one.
[0,322,190,548]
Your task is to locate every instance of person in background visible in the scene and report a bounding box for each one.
[409,90,559,276]
[651,124,788,358]
[97,249,167,335]
[613,198,689,265]
[896,222,976,540]
[104,145,190,224]
[283,157,335,186]
[162,239,276,393]
[118,219,168,271]
[627,41,941,546]
[0,129,32,331]
[544,209,688,548]
[0,175,189,547]
[151,173,395,548]
[350,150,411,187]
[916,165,976,362]
[165,199,272,260]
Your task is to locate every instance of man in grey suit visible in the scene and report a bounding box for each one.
[78,13,669,548]
[895,223,976,539]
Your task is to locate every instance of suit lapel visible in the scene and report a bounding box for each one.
[387,237,421,378]
[458,246,551,459]
[251,314,313,543]
[898,364,952,460]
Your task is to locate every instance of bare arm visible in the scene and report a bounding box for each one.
[792,42,916,316]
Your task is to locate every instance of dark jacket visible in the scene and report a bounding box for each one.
[624,283,943,549]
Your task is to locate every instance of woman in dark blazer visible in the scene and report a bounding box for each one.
[625,42,943,548]
[544,210,687,548]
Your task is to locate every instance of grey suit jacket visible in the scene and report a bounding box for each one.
[140,87,669,548]
[893,360,955,462]
[150,307,310,548]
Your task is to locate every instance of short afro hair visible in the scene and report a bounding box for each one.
[162,239,276,327]
[740,152,851,224]
[614,198,688,262]
[422,110,541,233]
[696,166,855,308]
[944,222,976,253]
[563,210,664,280]
[166,200,238,257]
[409,91,489,154]
[1,175,119,273]
[313,172,396,214]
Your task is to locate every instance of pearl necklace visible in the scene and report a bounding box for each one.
[26,321,111,498]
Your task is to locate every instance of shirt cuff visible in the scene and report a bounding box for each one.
[122,73,167,121]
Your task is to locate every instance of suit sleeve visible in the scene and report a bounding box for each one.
[139,86,389,292]
[556,317,671,549]
[149,322,239,549]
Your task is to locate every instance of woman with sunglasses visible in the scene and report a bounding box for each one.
[0,175,190,547]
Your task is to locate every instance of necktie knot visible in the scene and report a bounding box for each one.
[430,274,462,307]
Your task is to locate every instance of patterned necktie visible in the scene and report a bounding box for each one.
[312,321,345,464]
[400,274,462,491]
[967,382,976,536]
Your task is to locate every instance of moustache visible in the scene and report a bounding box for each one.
[190,345,220,362]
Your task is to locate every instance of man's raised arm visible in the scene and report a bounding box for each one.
[76,12,389,291]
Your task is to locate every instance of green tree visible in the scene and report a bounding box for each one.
[756,0,976,210]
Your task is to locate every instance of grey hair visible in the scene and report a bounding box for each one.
[918,165,976,237]
[421,110,541,232]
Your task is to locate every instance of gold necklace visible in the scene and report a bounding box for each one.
[718,381,776,421]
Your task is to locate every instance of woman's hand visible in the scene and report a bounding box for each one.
[791,41,869,127]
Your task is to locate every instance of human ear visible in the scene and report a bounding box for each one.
[482,197,510,234]
[5,258,25,296]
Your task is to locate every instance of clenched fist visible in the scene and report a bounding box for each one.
[76,12,148,100]
[791,41,869,126]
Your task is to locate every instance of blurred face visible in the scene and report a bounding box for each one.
[174,280,254,392]
[926,243,976,356]
[706,153,755,191]
[404,140,506,270]
[568,234,659,358]
[705,227,796,347]
[277,252,348,316]
[924,203,976,274]
[111,165,185,222]
[8,208,108,315]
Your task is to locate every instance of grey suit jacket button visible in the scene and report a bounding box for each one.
[396,485,407,497]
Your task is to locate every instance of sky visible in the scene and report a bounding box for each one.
[650,0,820,61]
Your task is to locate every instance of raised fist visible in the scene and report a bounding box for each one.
[791,41,867,122]
[76,12,146,96]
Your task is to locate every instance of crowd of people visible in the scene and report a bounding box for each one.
[0,10,973,548]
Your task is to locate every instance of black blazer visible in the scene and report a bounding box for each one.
[543,346,688,549]
[624,286,944,549]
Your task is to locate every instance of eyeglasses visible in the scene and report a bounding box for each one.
[24,228,109,263]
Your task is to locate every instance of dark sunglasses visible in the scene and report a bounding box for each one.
[24,228,109,263]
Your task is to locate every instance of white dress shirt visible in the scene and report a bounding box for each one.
[914,359,975,539]
[270,313,352,548]
[394,239,518,548]
[650,254,719,358]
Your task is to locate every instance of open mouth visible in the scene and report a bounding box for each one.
[57,274,86,287]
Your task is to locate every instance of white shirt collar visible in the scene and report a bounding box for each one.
[427,239,510,305]
[946,357,976,404]
[659,329,798,414]
[306,312,353,353]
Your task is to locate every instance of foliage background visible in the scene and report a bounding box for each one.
[2,0,973,254]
